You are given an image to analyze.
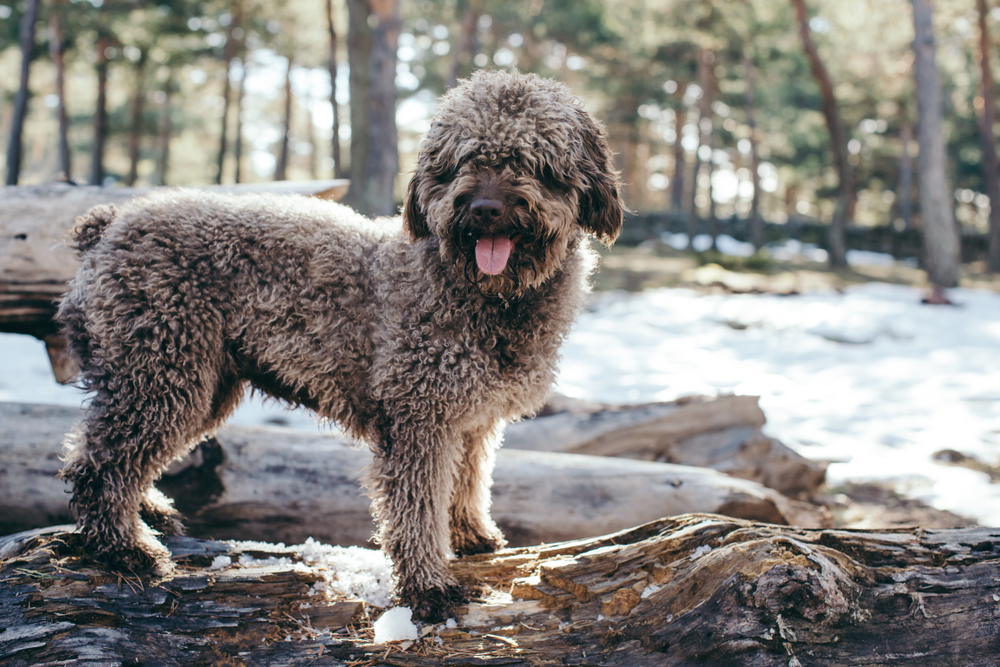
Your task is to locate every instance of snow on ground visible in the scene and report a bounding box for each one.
[2,273,998,525]
[558,282,1000,525]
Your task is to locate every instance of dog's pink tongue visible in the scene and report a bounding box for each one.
[475,235,513,275]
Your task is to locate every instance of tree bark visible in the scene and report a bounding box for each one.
[234,59,246,183]
[345,0,400,217]
[976,0,1000,273]
[49,0,72,182]
[911,0,961,289]
[670,104,686,214]
[215,0,242,185]
[744,50,764,249]
[125,49,147,187]
[89,32,111,187]
[154,73,173,186]
[790,0,852,268]
[898,118,914,230]
[275,56,294,181]
[4,0,40,186]
[326,0,344,178]
[449,0,481,88]
[2,515,998,665]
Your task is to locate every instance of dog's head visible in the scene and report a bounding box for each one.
[403,70,624,297]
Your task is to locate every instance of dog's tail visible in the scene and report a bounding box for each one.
[68,204,117,256]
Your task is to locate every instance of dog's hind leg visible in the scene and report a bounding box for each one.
[449,421,506,556]
[61,387,186,576]
[366,419,467,622]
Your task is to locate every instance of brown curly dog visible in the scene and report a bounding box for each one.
[57,70,623,621]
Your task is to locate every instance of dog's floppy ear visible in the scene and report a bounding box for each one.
[575,109,625,245]
[402,173,431,240]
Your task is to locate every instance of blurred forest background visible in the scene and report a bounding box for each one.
[3,0,1000,287]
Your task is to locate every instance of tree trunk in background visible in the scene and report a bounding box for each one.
[5,0,40,185]
[89,32,110,186]
[791,0,852,268]
[911,0,960,290]
[744,50,763,249]
[50,0,72,181]
[977,0,1000,273]
[898,118,914,229]
[345,0,400,217]
[234,61,246,183]
[215,0,241,185]
[154,74,173,186]
[449,0,481,88]
[326,0,344,178]
[126,50,147,187]
[707,124,718,249]
[274,57,293,181]
[687,110,702,245]
[670,105,686,214]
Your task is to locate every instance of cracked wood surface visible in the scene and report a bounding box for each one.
[2,515,999,666]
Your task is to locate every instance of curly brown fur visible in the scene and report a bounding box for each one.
[57,70,623,622]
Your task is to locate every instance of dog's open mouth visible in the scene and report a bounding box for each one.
[474,234,514,275]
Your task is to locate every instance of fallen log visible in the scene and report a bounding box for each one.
[509,393,827,497]
[1,514,998,666]
[0,402,826,547]
[0,181,349,349]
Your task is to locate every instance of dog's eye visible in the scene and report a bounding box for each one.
[537,164,565,191]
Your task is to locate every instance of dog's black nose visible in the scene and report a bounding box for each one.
[470,198,505,221]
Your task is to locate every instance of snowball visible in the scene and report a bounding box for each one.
[373,607,419,643]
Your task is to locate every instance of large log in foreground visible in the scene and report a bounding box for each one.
[1,515,998,666]
[0,402,825,546]
[0,181,349,342]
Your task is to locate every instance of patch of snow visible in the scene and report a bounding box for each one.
[640,584,661,599]
[373,607,419,643]
[715,234,755,257]
[689,545,712,560]
[208,555,232,571]
[293,538,394,608]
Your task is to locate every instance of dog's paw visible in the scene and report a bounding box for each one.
[401,583,468,623]
[453,533,506,557]
[91,535,176,578]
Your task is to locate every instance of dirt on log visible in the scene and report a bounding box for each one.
[1,515,999,666]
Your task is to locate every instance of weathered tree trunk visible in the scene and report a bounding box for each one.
[744,49,763,249]
[911,0,961,292]
[670,103,686,214]
[0,181,350,342]
[790,0,852,268]
[89,31,111,186]
[326,0,344,178]
[154,73,173,186]
[977,0,1000,273]
[234,59,247,183]
[275,56,294,181]
[898,117,914,230]
[449,0,481,88]
[215,0,242,185]
[4,0,40,186]
[707,123,718,249]
[49,0,73,182]
[2,515,998,666]
[0,401,825,545]
[125,49,147,187]
[510,393,826,497]
[345,0,400,217]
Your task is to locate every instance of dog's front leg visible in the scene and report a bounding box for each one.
[366,420,466,622]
